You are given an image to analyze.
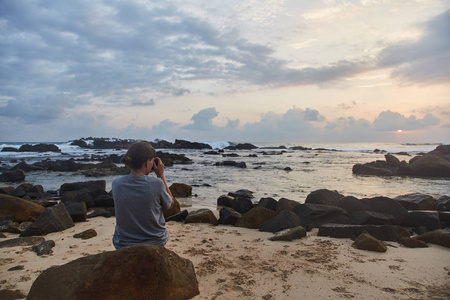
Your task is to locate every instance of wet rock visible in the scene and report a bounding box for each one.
[231,197,254,214]
[215,161,247,168]
[235,207,277,229]
[1,147,19,152]
[394,193,436,210]
[352,162,396,176]
[414,229,450,248]
[268,226,307,241]
[404,211,440,231]
[350,211,397,225]
[217,195,234,208]
[409,154,450,177]
[293,203,350,231]
[33,240,56,256]
[275,198,299,214]
[87,209,111,218]
[257,197,278,211]
[61,188,94,209]
[165,210,189,222]
[398,237,428,248]
[385,154,401,167]
[352,231,387,253]
[0,236,45,248]
[20,203,74,237]
[19,143,61,152]
[169,183,192,198]
[318,224,410,242]
[437,195,450,211]
[259,210,301,233]
[27,244,199,300]
[305,189,345,207]
[0,169,26,182]
[73,229,97,240]
[0,194,45,222]
[217,207,241,226]
[228,189,253,199]
[185,209,217,225]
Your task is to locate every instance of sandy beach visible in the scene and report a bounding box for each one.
[1,211,449,300]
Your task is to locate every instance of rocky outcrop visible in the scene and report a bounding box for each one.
[317,224,410,242]
[18,143,61,152]
[27,244,200,300]
[0,194,45,222]
[20,203,74,237]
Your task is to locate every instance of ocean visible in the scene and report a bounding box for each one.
[1,141,449,209]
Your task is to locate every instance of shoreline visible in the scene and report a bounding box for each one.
[1,213,449,299]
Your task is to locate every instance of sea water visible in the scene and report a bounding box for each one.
[0,141,449,209]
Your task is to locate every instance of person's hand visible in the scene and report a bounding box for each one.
[153,157,164,178]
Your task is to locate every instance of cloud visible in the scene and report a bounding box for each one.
[377,9,450,84]
[130,99,155,106]
[183,107,219,131]
[373,110,440,131]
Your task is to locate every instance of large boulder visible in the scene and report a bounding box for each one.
[352,162,396,176]
[27,244,200,300]
[408,154,450,177]
[350,211,397,225]
[235,207,277,229]
[414,229,450,248]
[217,207,242,226]
[385,154,401,167]
[18,143,61,152]
[403,211,441,231]
[20,203,74,237]
[0,194,45,222]
[437,195,450,211]
[60,180,106,195]
[275,198,299,214]
[305,189,344,207]
[64,202,87,222]
[231,197,254,214]
[394,193,436,210]
[0,169,26,182]
[293,203,350,231]
[61,188,94,208]
[185,209,217,225]
[259,210,301,233]
[169,183,192,198]
[217,195,234,208]
[228,189,253,198]
[317,224,410,242]
[257,197,278,211]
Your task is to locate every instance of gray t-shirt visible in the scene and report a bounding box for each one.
[112,175,173,249]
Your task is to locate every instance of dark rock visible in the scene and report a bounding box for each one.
[8,265,25,271]
[284,167,292,171]
[439,211,450,228]
[275,198,299,214]
[350,211,397,225]
[19,143,61,152]
[231,197,254,214]
[0,186,15,194]
[290,146,312,151]
[398,237,428,248]
[259,210,301,233]
[60,180,106,195]
[215,161,247,168]
[437,195,450,211]
[0,194,45,222]
[236,207,277,229]
[257,197,278,211]
[0,236,45,248]
[352,232,387,253]
[93,194,114,207]
[20,203,74,237]
[385,154,401,167]
[11,161,45,172]
[163,198,181,219]
[317,224,410,242]
[293,203,350,231]
[394,193,436,210]
[33,240,56,256]
[415,229,450,248]
[228,189,253,198]
[65,202,87,222]
[409,154,450,177]
[27,244,200,300]
[268,226,307,241]
[0,232,6,238]
[87,209,111,218]
[0,169,26,182]
[224,143,258,150]
[173,139,212,150]
[217,207,242,226]
[305,189,345,207]
[73,229,97,240]
[404,211,440,230]
[156,151,193,166]
[0,289,27,300]
[185,209,217,225]
[0,220,21,234]
[61,188,94,208]
[1,147,19,152]
[169,183,192,198]
[217,195,234,208]
[222,153,239,157]
[165,210,189,222]
[352,163,395,176]
[204,151,221,155]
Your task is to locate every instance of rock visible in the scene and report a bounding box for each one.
[73,229,97,240]
[317,224,410,242]
[0,236,45,248]
[305,189,345,207]
[0,289,27,300]
[404,211,441,231]
[268,226,307,241]
[217,207,242,226]
[163,198,181,219]
[61,188,94,208]
[7,265,25,271]
[398,237,428,248]
[60,180,106,196]
[19,143,61,152]
[185,209,217,225]
[87,209,111,218]
[352,163,396,176]
[224,143,258,150]
[10,161,45,172]
[0,169,26,182]
[414,229,450,248]
[27,244,200,300]
[217,195,234,208]
[1,147,19,152]
[437,195,450,211]
[235,207,277,229]
[409,154,450,177]
[385,154,401,167]
[257,197,278,211]
[394,193,436,210]
[173,139,212,150]
[231,197,254,214]
[0,194,45,222]
[275,198,299,214]
[33,240,56,256]
[350,211,397,225]
[439,211,450,228]
[64,202,87,222]
[92,194,114,207]
[0,232,6,238]
[259,210,301,233]
[20,203,74,237]
[352,232,387,253]
[228,189,254,198]
[0,220,21,234]
[165,210,189,222]
[169,183,192,198]
[215,161,247,168]
[293,203,350,231]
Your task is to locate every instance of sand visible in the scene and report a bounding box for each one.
[1,213,450,300]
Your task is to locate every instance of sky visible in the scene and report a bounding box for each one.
[0,0,449,143]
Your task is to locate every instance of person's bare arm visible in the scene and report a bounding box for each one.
[153,157,175,209]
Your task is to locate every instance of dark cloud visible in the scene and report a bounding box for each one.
[377,9,450,84]
[373,110,440,131]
